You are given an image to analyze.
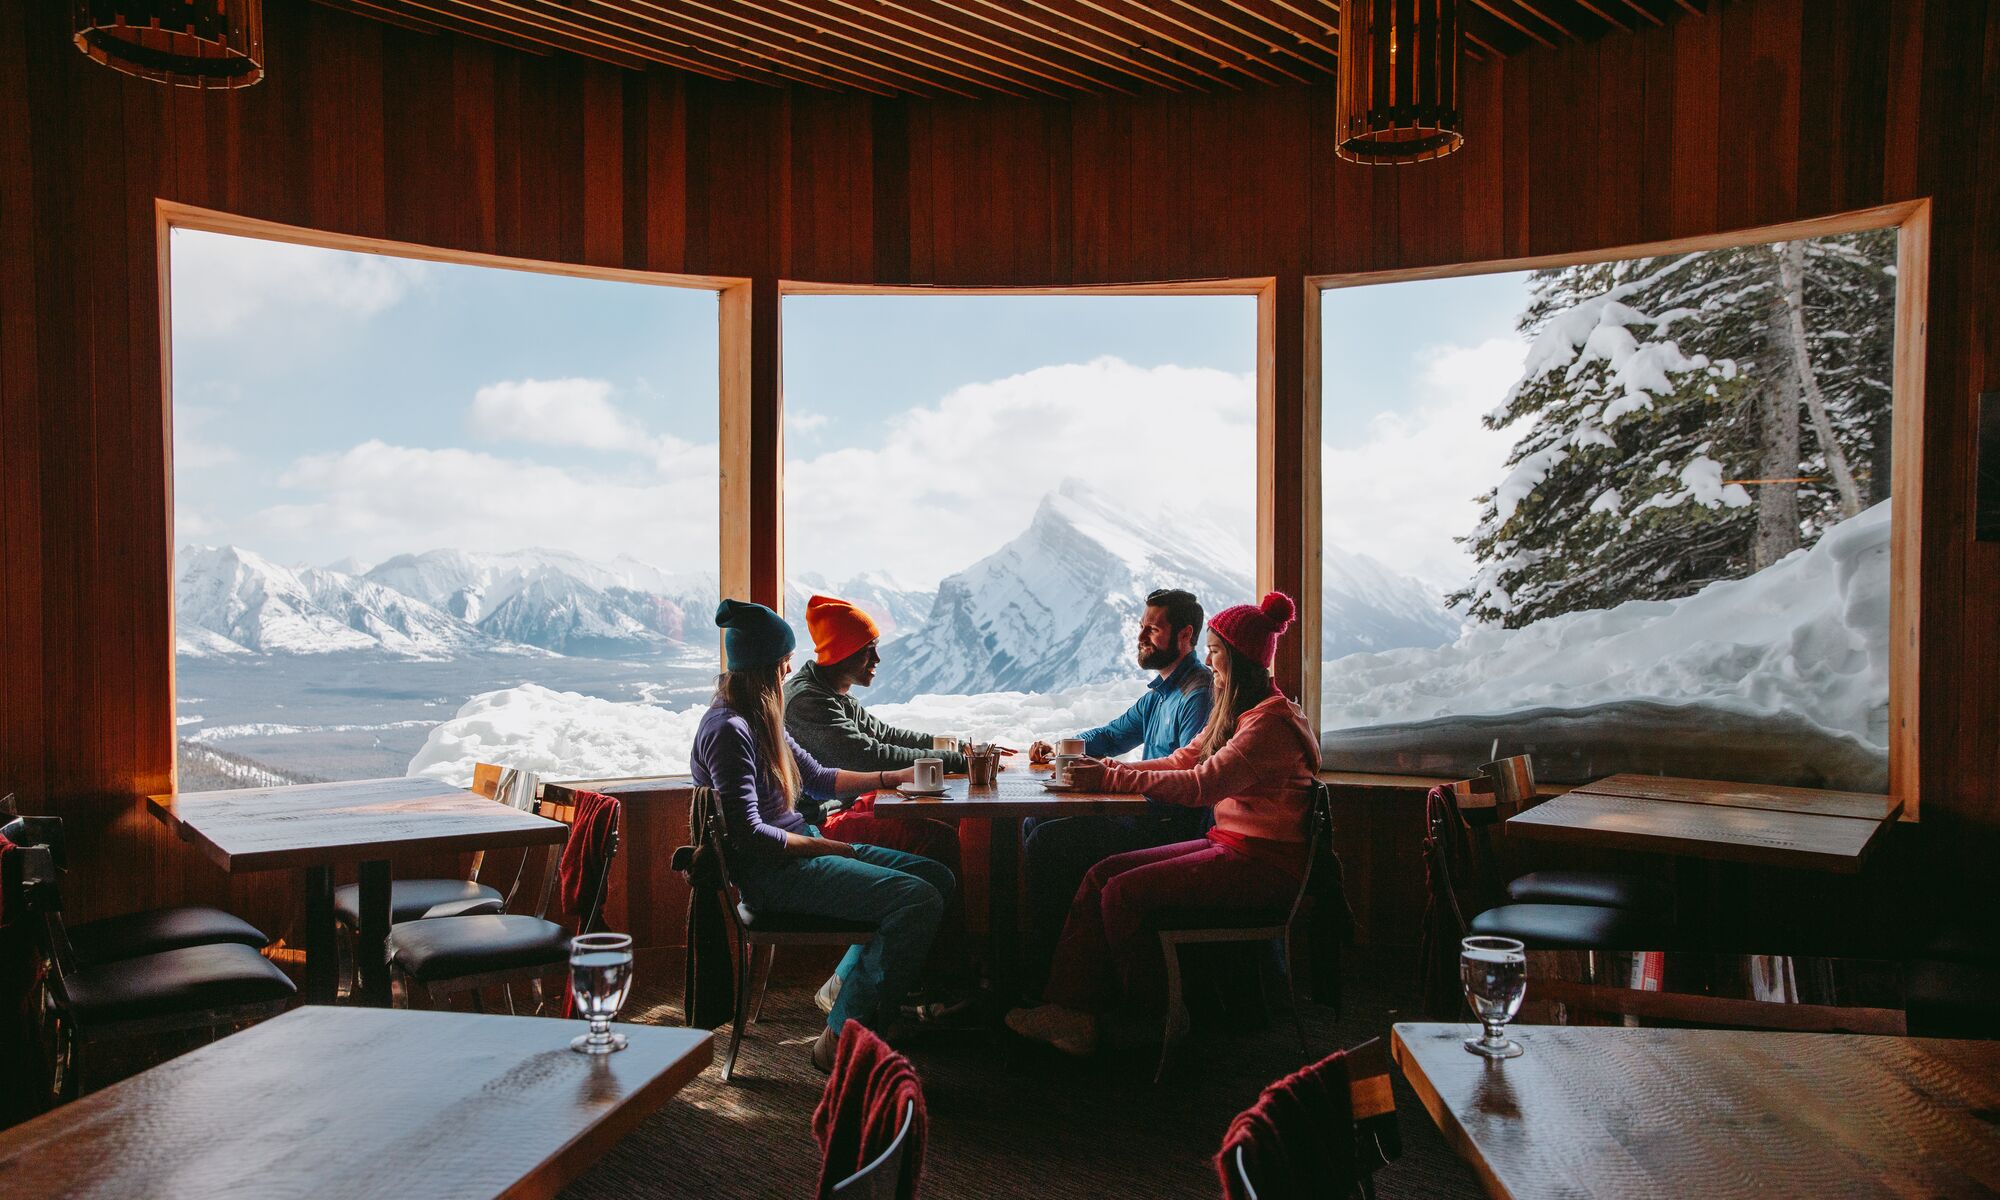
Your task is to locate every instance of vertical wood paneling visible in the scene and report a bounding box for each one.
[5,0,1998,932]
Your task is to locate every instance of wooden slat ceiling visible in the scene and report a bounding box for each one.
[313,0,1713,96]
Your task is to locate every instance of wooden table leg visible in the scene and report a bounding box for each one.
[303,866,337,1005]
[356,860,393,1007]
[987,816,1024,995]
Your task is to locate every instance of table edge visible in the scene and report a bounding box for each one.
[502,1032,716,1200]
[1505,803,1877,874]
[1390,1024,1516,1200]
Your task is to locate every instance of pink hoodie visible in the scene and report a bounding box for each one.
[1099,690,1319,852]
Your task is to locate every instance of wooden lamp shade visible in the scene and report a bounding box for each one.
[1335,0,1462,165]
[72,0,264,89]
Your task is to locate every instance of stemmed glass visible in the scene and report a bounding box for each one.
[1460,935,1527,1059]
[569,932,634,1054]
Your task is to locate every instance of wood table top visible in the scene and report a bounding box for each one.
[1392,1023,2000,1200]
[148,776,569,872]
[871,763,1152,820]
[1505,789,1889,873]
[1572,773,1899,821]
[0,1006,713,1200]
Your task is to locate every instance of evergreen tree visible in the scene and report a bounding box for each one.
[1451,230,1896,627]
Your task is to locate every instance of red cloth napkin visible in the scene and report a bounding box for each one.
[1216,1047,1355,1200]
[557,790,620,926]
[818,790,878,839]
[813,1019,925,1200]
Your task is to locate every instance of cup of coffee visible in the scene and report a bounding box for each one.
[1055,737,1086,758]
[931,735,958,753]
[913,758,945,791]
[1049,755,1078,786]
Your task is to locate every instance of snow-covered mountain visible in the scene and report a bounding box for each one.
[785,571,936,647]
[177,545,527,659]
[868,480,1460,702]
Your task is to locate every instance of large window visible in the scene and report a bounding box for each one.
[1317,226,1905,793]
[168,226,722,789]
[780,293,1258,747]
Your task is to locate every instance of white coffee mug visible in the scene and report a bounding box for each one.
[913,758,944,791]
[1055,737,1086,757]
[1050,755,1078,785]
[931,735,958,752]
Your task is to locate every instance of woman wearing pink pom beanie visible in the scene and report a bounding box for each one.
[1005,592,1321,1058]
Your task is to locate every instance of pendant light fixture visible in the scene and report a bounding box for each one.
[1335,0,1462,165]
[73,0,265,90]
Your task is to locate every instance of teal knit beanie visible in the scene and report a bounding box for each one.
[715,599,796,671]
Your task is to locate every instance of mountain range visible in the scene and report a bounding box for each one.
[176,481,1463,692]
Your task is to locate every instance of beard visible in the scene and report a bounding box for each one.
[1136,643,1178,671]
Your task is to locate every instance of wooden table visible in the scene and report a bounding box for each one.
[873,764,1150,990]
[148,777,568,1006]
[0,1006,712,1199]
[1392,1022,2000,1200]
[1505,772,1899,874]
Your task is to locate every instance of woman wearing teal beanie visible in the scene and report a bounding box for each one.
[691,599,958,1071]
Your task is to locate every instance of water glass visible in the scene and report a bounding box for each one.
[569,932,634,1054]
[1460,935,1527,1058]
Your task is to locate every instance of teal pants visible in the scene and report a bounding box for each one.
[735,842,954,1033]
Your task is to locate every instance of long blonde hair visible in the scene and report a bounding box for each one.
[717,662,800,813]
[1195,637,1275,760]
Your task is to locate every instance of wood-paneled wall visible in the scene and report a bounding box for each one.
[3,0,1996,937]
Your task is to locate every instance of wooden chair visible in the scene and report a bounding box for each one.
[1150,781,1348,1083]
[1,814,270,967]
[829,1098,917,1199]
[1419,783,1665,1017]
[701,788,877,1082]
[11,844,294,1101]
[1481,756,1673,917]
[385,791,620,1012]
[1223,1037,1400,1200]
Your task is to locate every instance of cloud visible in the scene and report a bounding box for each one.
[786,410,829,435]
[169,228,427,339]
[252,439,720,567]
[783,357,1257,587]
[469,378,655,453]
[173,403,239,469]
[1321,336,1525,591]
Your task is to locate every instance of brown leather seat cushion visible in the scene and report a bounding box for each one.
[335,879,505,927]
[63,944,296,1024]
[69,906,269,967]
[1506,870,1672,914]
[386,914,568,982]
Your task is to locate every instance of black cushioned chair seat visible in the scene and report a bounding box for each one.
[1470,902,1662,951]
[386,914,567,982]
[64,943,296,1024]
[1143,907,1291,932]
[70,906,269,967]
[735,903,876,937]
[1506,870,1672,913]
[335,879,505,927]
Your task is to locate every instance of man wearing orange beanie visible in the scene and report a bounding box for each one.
[785,594,975,1014]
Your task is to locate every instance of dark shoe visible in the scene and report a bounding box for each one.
[809,1025,840,1074]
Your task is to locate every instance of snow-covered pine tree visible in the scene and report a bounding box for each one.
[1450,230,1896,627]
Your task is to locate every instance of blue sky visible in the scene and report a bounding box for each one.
[170,227,1533,591]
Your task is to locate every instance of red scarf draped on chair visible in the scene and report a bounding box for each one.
[813,1019,925,1200]
[1217,1047,1358,1200]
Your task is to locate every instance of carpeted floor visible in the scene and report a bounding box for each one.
[559,948,1486,1200]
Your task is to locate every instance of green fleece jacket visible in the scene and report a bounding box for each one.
[783,660,967,814]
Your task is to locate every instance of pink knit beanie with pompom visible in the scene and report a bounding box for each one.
[1207,591,1297,670]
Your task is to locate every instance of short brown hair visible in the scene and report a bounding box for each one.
[1145,588,1204,643]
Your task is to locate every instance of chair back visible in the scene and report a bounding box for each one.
[1223,1038,1400,1200]
[831,1098,917,1199]
[701,788,753,937]
[1481,755,1537,818]
[8,839,80,1004]
[1418,784,1487,1018]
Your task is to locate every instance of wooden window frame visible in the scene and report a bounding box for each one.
[152,201,746,786]
[1309,200,1931,818]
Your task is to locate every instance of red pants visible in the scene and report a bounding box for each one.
[1044,838,1298,1015]
[823,814,972,987]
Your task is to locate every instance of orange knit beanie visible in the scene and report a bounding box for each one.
[805,594,881,665]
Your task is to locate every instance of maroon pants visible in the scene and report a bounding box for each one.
[823,813,972,987]
[1044,838,1297,1015]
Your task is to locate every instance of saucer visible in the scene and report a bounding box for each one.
[897,782,951,797]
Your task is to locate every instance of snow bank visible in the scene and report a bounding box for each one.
[406,678,1148,788]
[1321,501,1892,748]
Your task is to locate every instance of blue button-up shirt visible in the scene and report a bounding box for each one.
[1078,654,1214,822]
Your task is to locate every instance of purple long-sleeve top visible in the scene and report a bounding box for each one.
[691,701,841,860]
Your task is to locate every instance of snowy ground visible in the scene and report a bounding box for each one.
[408,503,1891,787]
